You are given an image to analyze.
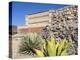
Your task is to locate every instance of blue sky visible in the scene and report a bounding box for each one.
[10,1,69,26]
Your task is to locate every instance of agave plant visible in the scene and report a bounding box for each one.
[33,37,74,57]
[19,32,44,56]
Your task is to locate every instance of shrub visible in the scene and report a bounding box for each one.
[19,32,44,56]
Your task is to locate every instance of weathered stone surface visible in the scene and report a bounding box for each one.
[48,6,78,42]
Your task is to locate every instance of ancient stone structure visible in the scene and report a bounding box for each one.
[49,5,78,42]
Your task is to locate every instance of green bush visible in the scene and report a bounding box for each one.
[19,32,44,56]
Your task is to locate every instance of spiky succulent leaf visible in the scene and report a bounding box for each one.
[57,39,66,55]
[47,40,56,56]
[33,48,44,57]
[50,37,56,45]
[60,49,67,56]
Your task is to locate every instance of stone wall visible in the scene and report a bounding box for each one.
[49,6,78,42]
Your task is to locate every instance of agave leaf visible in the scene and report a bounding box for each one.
[43,42,46,50]
[42,41,48,56]
[55,42,60,55]
[50,37,56,45]
[33,48,44,57]
[47,40,56,56]
[60,49,67,56]
[58,39,66,55]
[56,42,60,49]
